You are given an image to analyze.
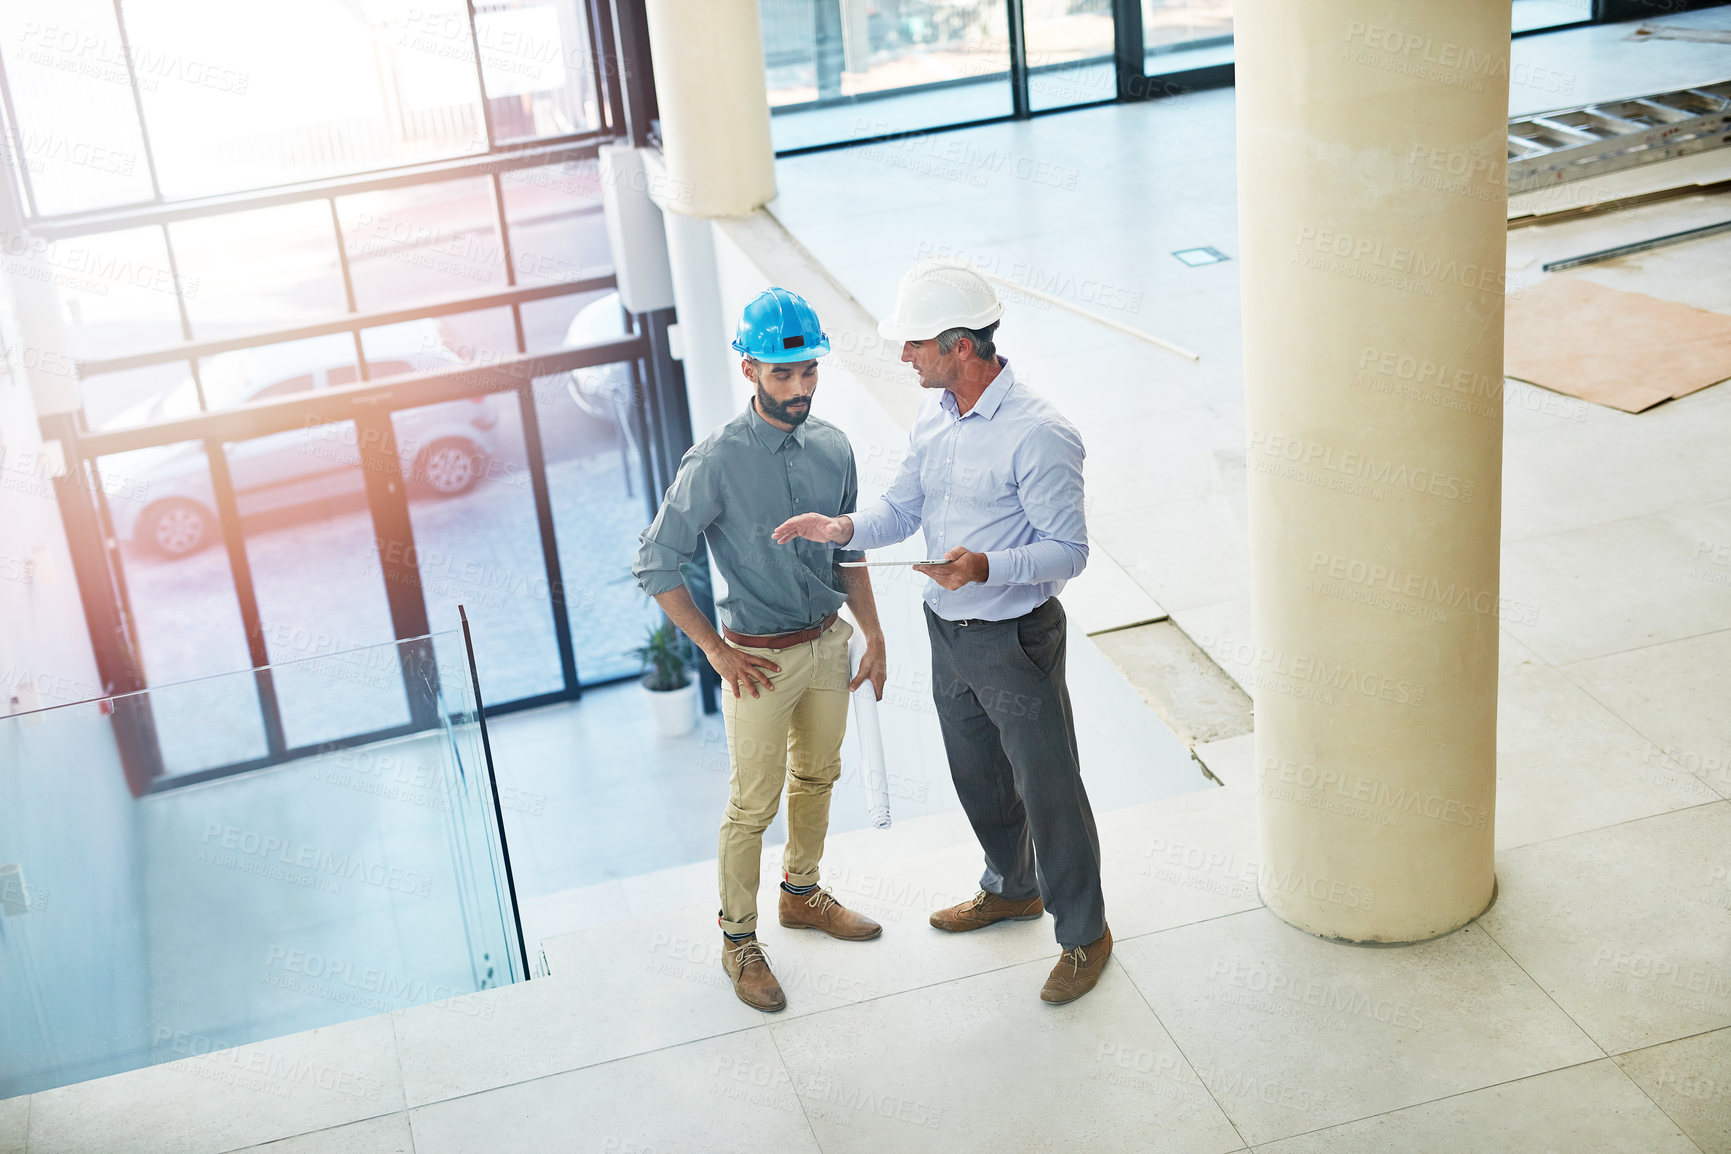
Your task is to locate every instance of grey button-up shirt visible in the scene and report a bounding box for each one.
[634,402,864,634]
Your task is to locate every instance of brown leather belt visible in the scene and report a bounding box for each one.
[723,612,839,650]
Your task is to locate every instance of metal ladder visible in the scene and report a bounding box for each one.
[1508,80,1731,194]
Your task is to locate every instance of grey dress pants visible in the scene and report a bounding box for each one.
[924,597,1106,948]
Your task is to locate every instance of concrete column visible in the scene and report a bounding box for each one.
[642,0,779,439]
[1236,0,1509,941]
[643,0,776,219]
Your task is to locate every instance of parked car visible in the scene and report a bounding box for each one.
[104,322,504,559]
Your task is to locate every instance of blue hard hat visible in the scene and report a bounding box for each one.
[731,286,830,363]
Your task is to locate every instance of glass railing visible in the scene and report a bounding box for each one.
[0,630,524,1098]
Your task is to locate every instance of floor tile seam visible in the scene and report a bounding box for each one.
[396,1019,772,1114]
[762,1019,825,1154]
[765,952,1071,1028]
[1500,621,1731,673]
[1500,499,1731,549]
[1611,1061,1713,1154]
[1553,622,1731,671]
[208,1108,410,1154]
[1499,499,1731,546]
[1112,954,1250,1152]
[1471,909,1611,1061]
[1602,1024,1731,1060]
[1111,905,1268,950]
[1494,796,1729,860]
[1236,1054,1645,1151]
[756,907,1270,1026]
[1545,652,1731,800]
[1613,1024,1731,1059]
[1495,657,1724,775]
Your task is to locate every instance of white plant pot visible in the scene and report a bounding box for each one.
[642,679,697,738]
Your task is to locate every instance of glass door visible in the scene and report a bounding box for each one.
[93,441,268,777]
[1140,0,1234,77]
[390,389,572,705]
[223,417,415,750]
[764,0,1015,151]
[1025,0,1119,112]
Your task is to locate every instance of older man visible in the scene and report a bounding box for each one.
[774,260,1109,1004]
[634,286,887,1013]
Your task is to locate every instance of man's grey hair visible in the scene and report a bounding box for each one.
[934,322,998,361]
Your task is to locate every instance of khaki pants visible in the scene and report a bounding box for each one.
[717,617,853,937]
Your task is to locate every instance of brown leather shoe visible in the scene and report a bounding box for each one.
[1040,925,1112,1005]
[929,889,1045,933]
[778,887,883,941]
[721,935,786,1011]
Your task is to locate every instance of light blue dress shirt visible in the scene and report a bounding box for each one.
[846,360,1088,622]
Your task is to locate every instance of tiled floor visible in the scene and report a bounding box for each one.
[7,9,1731,1154]
[8,787,1725,1153]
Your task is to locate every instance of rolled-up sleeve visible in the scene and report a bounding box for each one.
[982,422,1088,587]
[847,438,925,552]
[633,446,721,596]
[836,453,865,564]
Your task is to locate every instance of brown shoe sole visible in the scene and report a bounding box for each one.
[1039,973,1104,1005]
[930,909,1044,933]
[734,988,787,1012]
[778,916,883,941]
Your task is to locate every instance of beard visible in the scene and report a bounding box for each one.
[756,380,812,426]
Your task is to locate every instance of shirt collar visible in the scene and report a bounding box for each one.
[748,399,805,451]
[941,358,1015,421]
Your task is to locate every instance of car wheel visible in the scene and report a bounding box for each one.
[414,438,483,497]
[143,498,214,558]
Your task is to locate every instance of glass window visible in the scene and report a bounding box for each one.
[116,0,486,199]
[474,0,604,139]
[1141,0,1233,73]
[533,361,659,683]
[249,374,316,402]
[500,160,607,288]
[416,306,519,378]
[358,319,467,384]
[39,227,186,363]
[393,393,568,702]
[521,289,615,355]
[84,365,194,434]
[168,202,346,339]
[95,441,269,775]
[1025,0,1118,112]
[763,0,1014,152]
[500,159,611,354]
[337,179,508,312]
[0,0,157,214]
[196,336,356,413]
[1513,0,1592,34]
[227,418,413,749]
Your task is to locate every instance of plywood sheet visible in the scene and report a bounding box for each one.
[1504,276,1731,412]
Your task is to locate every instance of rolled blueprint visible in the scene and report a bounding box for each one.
[847,630,892,829]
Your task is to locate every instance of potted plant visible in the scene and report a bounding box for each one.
[634,619,697,737]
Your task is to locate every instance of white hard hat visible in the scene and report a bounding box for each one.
[876,259,1004,342]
